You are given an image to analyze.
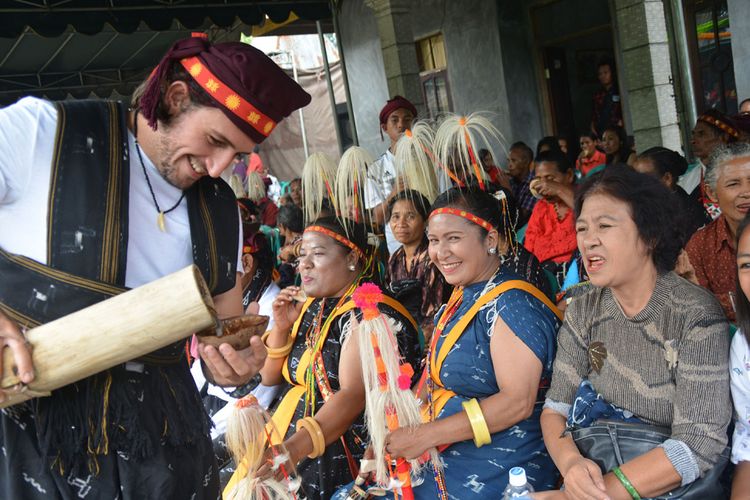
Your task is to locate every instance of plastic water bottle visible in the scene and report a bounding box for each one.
[502,466,535,499]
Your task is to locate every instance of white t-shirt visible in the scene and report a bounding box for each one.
[678,160,703,196]
[266,174,282,205]
[0,97,241,288]
[731,331,750,464]
[365,149,399,254]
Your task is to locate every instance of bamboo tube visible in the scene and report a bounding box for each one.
[1,265,218,408]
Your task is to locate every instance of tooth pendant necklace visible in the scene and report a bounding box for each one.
[133,111,185,232]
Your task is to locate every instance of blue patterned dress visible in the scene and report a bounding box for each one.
[412,269,561,498]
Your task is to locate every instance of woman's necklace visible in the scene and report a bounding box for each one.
[404,250,417,274]
[302,283,358,416]
[553,200,567,221]
[132,111,186,232]
[423,287,462,500]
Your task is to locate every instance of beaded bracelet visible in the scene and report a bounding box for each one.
[261,330,295,359]
[612,466,641,500]
[296,416,326,459]
[461,398,491,447]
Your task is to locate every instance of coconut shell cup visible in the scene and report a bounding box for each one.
[196,314,270,350]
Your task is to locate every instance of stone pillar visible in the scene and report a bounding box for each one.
[366,0,424,110]
[612,0,681,151]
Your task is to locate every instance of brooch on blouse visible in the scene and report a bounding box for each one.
[664,340,679,370]
[588,341,607,374]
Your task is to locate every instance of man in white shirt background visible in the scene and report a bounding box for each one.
[365,95,417,255]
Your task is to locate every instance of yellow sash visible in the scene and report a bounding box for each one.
[224,294,418,498]
[424,280,562,423]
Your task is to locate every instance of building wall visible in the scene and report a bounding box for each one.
[495,1,545,148]
[337,0,544,160]
[409,0,513,156]
[728,0,750,103]
[338,0,391,159]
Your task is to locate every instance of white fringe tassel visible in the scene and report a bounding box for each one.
[334,146,374,231]
[224,400,300,500]
[301,152,337,224]
[394,121,439,202]
[246,171,268,203]
[357,314,441,486]
[433,112,508,187]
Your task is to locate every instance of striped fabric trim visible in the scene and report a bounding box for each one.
[180,56,277,138]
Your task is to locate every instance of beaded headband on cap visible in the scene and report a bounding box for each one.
[138,35,311,144]
[304,225,365,260]
[429,207,495,233]
[698,112,740,139]
[181,56,277,139]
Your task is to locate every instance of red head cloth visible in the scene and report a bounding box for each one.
[379,95,418,125]
[697,109,740,141]
[139,36,311,144]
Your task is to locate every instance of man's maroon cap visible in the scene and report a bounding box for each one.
[379,95,417,125]
[139,36,311,144]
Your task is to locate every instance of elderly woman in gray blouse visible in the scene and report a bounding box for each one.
[539,168,731,500]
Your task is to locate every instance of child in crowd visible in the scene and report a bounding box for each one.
[731,213,750,497]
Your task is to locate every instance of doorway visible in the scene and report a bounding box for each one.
[531,0,616,140]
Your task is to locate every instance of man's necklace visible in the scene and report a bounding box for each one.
[132,111,185,232]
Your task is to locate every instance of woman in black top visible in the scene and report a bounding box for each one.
[633,146,711,241]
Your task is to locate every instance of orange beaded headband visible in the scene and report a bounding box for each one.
[697,113,740,139]
[304,225,365,260]
[180,56,277,138]
[429,207,495,232]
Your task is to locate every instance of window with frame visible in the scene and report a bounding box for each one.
[685,0,737,114]
[416,33,452,119]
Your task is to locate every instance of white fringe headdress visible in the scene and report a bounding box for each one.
[351,283,441,493]
[434,113,507,191]
[229,174,247,199]
[246,171,267,203]
[224,395,300,500]
[333,146,374,228]
[301,152,337,224]
[393,120,439,203]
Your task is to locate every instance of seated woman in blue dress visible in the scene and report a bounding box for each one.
[383,186,564,497]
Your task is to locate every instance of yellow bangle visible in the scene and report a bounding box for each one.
[296,417,326,458]
[261,330,295,359]
[462,398,491,447]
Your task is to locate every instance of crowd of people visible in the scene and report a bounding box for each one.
[2,36,750,500]
[190,84,750,498]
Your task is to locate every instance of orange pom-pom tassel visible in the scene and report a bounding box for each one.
[352,282,384,320]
